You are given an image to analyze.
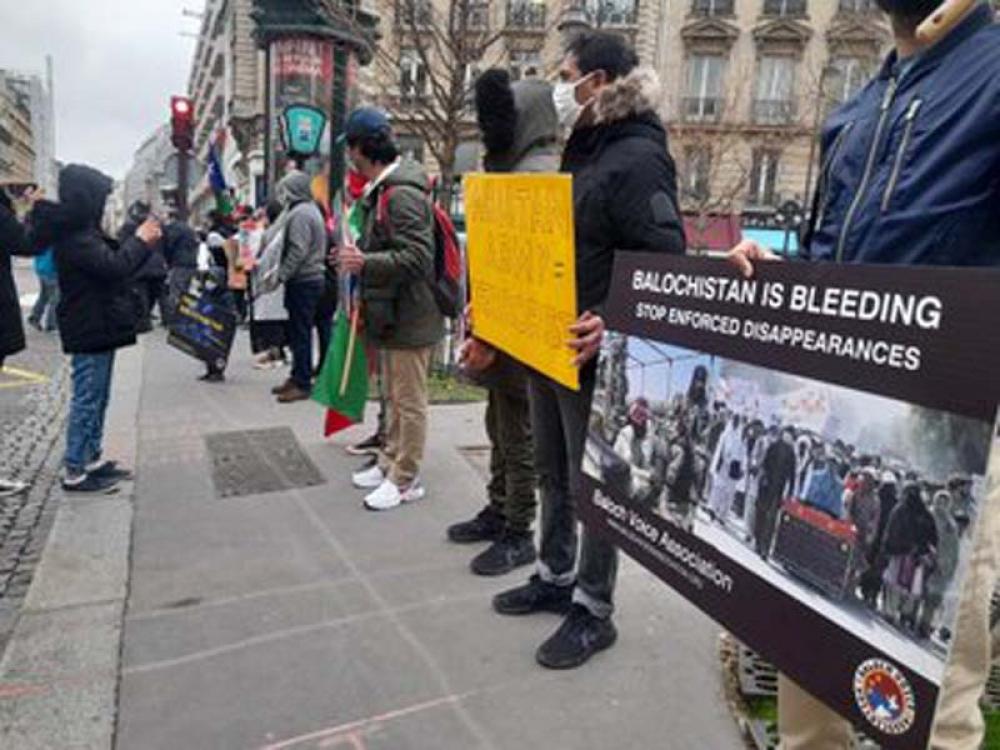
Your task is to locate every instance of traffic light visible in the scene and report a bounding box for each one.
[170,96,195,152]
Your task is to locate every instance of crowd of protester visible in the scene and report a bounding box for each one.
[596,368,975,646]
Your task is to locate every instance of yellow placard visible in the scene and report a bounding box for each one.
[465,173,579,391]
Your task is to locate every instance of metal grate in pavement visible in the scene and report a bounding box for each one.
[204,427,325,499]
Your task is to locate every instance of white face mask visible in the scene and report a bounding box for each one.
[552,74,592,131]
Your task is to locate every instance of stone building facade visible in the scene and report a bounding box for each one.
[187,0,267,215]
[660,0,892,221]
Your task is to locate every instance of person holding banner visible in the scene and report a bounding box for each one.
[446,69,560,576]
[728,0,1000,744]
[492,31,685,670]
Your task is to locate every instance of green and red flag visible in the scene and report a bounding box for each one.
[313,308,368,436]
[313,197,369,436]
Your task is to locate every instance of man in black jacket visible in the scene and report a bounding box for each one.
[493,31,685,670]
[0,186,42,497]
[32,165,159,493]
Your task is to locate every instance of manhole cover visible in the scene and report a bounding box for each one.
[205,427,325,498]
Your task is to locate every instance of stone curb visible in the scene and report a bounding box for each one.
[0,340,144,749]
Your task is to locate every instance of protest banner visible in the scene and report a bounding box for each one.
[464,173,578,390]
[580,252,1000,748]
[167,279,237,371]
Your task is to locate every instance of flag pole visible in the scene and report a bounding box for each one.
[339,302,359,397]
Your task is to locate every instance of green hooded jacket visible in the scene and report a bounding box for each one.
[358,158,444,349]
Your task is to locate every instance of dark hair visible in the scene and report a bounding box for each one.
[348,129,399,166]
[265,198,282,224]
[565,31,638,81]
[875,0,939,28]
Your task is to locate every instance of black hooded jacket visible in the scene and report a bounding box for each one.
[0,193,40,359]
[561,68,685,316]
[32,165,149,354]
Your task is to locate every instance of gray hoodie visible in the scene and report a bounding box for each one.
[482,77,560,174]
[276,171,327,284]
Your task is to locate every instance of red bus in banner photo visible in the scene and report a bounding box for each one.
[579,252,1000,749]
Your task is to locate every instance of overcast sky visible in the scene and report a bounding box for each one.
[0,0,200,180]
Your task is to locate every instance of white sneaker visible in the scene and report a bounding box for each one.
[400,478,426,503]
[0,478,28,498]
[364,479,402,511]
[352,464,385,489]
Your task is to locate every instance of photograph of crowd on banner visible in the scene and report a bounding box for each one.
[583,333,992,685]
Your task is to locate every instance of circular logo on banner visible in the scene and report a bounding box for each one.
[853,659,916,735]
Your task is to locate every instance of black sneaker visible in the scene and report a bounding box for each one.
[199,370,225,383]
[492,574,573,616]
[62,473,120,495]
[346,432,383,456]
[87,461,134,482]
[536,604,618,670]
[447,506,504,544]
[471,531,537,576]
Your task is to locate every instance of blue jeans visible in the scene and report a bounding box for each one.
[65,352,115,475]
[284,278,325,389]
[29,277,59,331]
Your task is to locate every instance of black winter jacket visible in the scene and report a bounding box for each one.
[561,68,685,315]
[0,199,33,360]
[32,165,150,354]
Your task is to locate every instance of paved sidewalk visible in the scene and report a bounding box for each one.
[5,330,745,749]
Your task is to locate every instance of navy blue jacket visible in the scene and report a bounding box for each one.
[806,4,999,266]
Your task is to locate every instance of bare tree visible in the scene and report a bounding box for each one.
[668,63,754,252]
[319,0,548,208]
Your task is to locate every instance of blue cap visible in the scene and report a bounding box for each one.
[342,107,391,144]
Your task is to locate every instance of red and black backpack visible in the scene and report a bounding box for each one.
[376,186,463,318]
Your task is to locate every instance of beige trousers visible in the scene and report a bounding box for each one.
[779,441,1000,750]
[377,346,433,487]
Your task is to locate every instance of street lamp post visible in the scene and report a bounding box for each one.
[250,0,377,206]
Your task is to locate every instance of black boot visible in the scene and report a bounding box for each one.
[447,506,504,544]
[536,604,617,670]
[470,531,537,576]
[493,574,573,616]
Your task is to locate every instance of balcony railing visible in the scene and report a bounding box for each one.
[597,3,639,26]
[752,98,798,125]
[691,0,734,16]
[564,0,639,27]
[506,2,546,29]
[683,97,723,123]
[837,0,879,12]
[762,0,807,17]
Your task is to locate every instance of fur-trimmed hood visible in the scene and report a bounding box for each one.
[592,67,662,125]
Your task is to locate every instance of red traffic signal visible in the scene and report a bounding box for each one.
[170,96,195,152]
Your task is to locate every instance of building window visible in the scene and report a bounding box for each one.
[398,134,425,163]
[466,2,490,30]
[506,1,546,28]
[399,48,428,103]
[691,0,734,16]
[463,64,482,110]
[395,0,432,27]
[826,56,873,106]
[684,54,725,122]
[838,0,878,12]
[510,49,542,80]
[683,146,712,202]
[749,149,780,207]
[753,55,797,124]
[762,0,807,17]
